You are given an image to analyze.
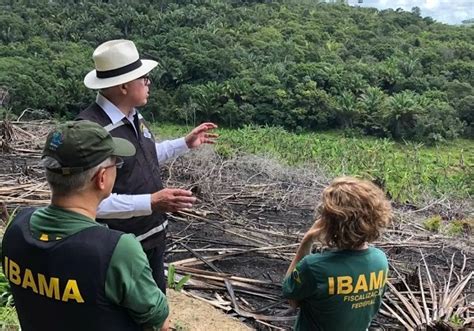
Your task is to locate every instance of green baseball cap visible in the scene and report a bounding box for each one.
[42,120,135,175]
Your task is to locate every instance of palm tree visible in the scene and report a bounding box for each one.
[378,58,401,93]
[399,58,420,77]
[336,91,358,128]
[385,91,423,139]
[358,87,387,136]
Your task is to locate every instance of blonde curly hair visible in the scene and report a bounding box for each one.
[317,176,392,249]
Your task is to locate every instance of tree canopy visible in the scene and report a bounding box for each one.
[1,0,473,143]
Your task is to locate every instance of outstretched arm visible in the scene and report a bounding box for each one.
[155,138,188,164]
[97,193,152,219]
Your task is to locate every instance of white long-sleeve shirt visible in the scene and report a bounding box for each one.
[95,94,189,219]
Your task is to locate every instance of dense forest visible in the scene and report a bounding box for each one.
[0,0,473,143]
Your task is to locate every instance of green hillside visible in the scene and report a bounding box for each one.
[1,0,473,143]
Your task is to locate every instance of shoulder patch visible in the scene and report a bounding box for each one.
[292,269,302,284]
[140,122,152,139]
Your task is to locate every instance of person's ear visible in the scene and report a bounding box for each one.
[93,168,108,191]
[120,83,128,95]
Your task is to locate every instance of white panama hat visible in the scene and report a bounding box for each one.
[83,39,158,90]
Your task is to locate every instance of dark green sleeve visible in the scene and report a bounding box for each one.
[105,234,169,328]
[282,257,319,301]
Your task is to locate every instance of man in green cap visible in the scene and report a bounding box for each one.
[1,121,169,331]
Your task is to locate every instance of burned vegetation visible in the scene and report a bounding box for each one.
[1,120,472,330]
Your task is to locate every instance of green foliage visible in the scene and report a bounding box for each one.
[446,221,464,236]
[445,219,473,236]
[0,269,12,306]
[0,268,18,329]
[423,215,442,232]
[156,124,473,203]
[0,108,17,121]
[1,0,473,143]
[167,264,191,292]
[449,313,464,326]
[0,306,19,330]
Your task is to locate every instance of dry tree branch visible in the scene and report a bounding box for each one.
[420,250,438,321]
[390,263,425,324]
[381,301,414,330]
[418,265,431,325]
[386,281,420,326]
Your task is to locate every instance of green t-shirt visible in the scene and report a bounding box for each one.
[28,205,169,329]
[282,247,388,331]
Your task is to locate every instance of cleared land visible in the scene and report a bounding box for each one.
[0,120,473,330]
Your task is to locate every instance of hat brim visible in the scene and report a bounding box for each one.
[84,59,158,90]
[111,137,136,157]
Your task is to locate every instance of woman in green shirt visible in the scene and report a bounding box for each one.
[283,176,392,331]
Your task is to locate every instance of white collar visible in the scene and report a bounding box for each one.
[96,93,137,124]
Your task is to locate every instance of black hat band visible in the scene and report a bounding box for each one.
[96,59,142,79]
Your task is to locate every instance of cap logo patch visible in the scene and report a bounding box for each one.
[49,132,63,150]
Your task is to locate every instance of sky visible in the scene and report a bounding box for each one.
[347,0,474,25]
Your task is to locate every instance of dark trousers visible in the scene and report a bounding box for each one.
[144,232,167,294]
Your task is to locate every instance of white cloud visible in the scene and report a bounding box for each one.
[348,0,474,24]
[424,0,440,10]
[452,10,471,21]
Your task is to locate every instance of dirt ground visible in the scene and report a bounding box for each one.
[168,290,252,331]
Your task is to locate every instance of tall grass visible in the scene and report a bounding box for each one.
[153,124,472,204]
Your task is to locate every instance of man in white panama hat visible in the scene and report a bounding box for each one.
[77,39,218,294]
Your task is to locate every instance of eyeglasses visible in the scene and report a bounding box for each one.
[139,74,151,85]
[105,157,124,169]
[90,157,124,181]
